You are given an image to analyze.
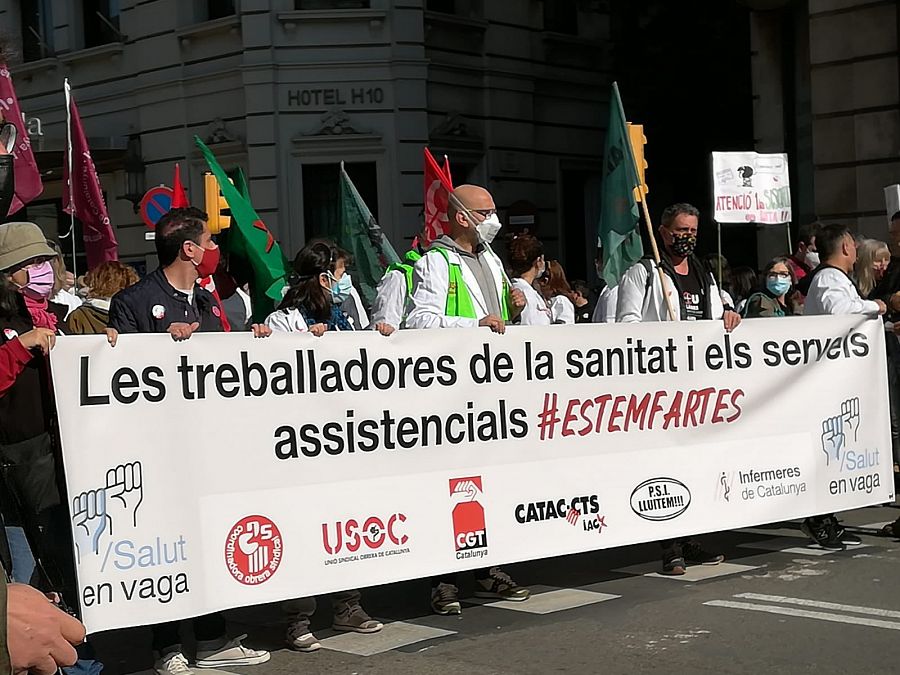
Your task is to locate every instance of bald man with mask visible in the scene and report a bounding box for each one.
[406,185,524,331]
[406,185,529,615]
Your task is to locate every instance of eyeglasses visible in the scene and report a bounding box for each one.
[471,208,496,218]
[768,272,791,280]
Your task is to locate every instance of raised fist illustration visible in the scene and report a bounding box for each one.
[105,462,143,529]
[72,489,111,563]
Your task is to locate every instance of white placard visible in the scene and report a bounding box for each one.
[51,317,891,632]
[712,151,791,224]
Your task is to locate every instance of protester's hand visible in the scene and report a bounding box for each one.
[722,310,741,333]
[17,328,55,355]
[875,299,888,315]
[510,288,526,309]
[251,323,272,338]
[375,322,395,336]
[479,315,506,334]
[63,271,75,291]
[105,328,118,348]
[7,582,85,675]
[309,323,327,337]
[168,322,199,341]
[891,292,900,312]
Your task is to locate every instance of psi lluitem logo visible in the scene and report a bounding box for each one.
[225,515,283,585]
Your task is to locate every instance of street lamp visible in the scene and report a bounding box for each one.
[121,135,145,213]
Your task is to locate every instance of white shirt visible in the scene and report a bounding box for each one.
[592,285,618,323]
[511,278,551,326]
[265,308,310,333]
[52,288,83,319]
[549,295,575,324]
[803,267,882,317]
[370,269,408,330]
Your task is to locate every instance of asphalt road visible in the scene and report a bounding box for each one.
[93,506,900,675]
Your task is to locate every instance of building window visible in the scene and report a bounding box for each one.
[21,0,54,61]
[83,0,121,48]
[302,162,378,242]
[544,0,578,35]
[294,0,370,9]
[208,0,236,20]
[426,0,456,12]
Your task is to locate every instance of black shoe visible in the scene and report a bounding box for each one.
[661,554,686,575]
[801,518,845,550]
[682,541,725,565]
[826,516,862,546]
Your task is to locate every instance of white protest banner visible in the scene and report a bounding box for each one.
[712,151,791,224]
[51,317,891,633]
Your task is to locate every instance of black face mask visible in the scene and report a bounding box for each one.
[671,233,697,258]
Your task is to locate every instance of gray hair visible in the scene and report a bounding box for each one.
[661,203,700,228]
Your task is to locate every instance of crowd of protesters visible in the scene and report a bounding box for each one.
[1,158,900,674]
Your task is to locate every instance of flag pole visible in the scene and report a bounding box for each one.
[613,83,675,322]
[63,78,77,282]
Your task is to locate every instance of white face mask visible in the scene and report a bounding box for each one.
[804,250,820,268]
[476,213,502,244]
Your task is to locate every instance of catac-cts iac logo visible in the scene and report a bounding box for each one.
[450,476,488,560]
[515,495,606,533]
[321,513,410,566]
[224,515,283,586]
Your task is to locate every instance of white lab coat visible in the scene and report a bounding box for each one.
[511,278,551,326]
[549,295,575,324]
[592,285,618,323]
[406,245,507,329]
[616,259,725,323]
[369,269,408,330]
[803,267,881,317]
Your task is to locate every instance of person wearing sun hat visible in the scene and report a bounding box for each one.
[0,219,79,608]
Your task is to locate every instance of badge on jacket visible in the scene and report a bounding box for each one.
[152,304,166,320]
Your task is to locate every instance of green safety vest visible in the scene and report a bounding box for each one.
[385,249,422,295]
[383,246,510,321]
[429,246,510,321]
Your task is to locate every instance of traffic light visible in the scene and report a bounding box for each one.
[627,123,648,202]
[204,172,231,233]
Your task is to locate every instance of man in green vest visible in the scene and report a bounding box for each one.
[406,185,523,331]
[406,185,529,615]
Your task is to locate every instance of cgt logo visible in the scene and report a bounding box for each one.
[322,514,408,555]
[630,478,691,521]
[450,476,488,560]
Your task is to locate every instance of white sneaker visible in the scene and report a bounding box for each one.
[156,652,194,675]
[194,634,270,668]
[286,629,322,652]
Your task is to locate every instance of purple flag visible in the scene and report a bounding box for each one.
[63,80,117,267]
[0,64,43,214]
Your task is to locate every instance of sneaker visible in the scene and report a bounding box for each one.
[431,582,462,615]
[473,567,530,601]
[195,635,270,669]
[332,606,383,634]
[827,517,862,546]
[156,652,193,675]
[285,627,321,653]
[801,518,845,551]
[661,554,686,575]
[682,541,725,565]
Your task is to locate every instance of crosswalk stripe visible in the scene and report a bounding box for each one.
[733,593,900,619]
[704,600,900,631]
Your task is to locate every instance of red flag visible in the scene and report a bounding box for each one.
[423,148,454,245]
[63,79,117,268]
[172,163,189,208]
[0,65,42,214]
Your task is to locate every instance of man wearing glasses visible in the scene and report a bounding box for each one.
[405,185,529,615]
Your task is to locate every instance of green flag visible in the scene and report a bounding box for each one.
[195,136,289,322]
[338,163,400,306]
[598,82,644,289]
